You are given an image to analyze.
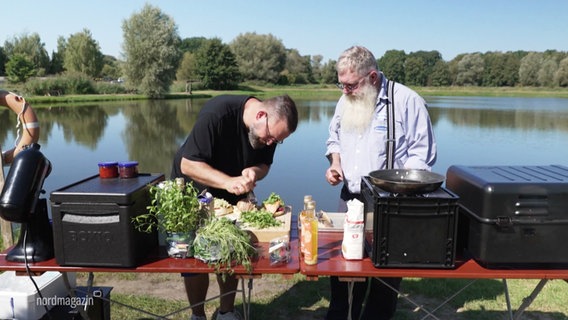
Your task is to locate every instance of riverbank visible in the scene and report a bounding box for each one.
[21,84,568,106]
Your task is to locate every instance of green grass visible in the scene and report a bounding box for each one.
[78,272,568,319]
[16,83,568,108]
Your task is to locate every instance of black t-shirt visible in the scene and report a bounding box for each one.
[171,95,276,204]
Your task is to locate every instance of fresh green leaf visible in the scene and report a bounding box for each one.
[240,209,283,229]
[263,192,283,205]
[132,178,207,233]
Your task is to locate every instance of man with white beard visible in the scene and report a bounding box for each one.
[324,46,437,320]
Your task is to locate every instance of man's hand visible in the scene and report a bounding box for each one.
[227,170,257,195]
[325,167,343,186]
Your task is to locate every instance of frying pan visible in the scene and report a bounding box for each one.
[368,169,445,194]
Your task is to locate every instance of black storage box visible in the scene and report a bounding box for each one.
[446,165,568,269]
[361,176,459,269]
[50,173,164,267]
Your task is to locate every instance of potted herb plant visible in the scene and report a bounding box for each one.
[133,178,207,258]
[193,217,257,277]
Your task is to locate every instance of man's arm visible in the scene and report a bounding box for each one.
[180,158,269,195]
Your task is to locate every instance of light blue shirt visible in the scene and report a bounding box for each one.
[325,73,437,193]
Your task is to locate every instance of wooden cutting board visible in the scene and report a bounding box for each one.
[239,206,292,243]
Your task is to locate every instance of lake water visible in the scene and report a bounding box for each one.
[1,96,568,214]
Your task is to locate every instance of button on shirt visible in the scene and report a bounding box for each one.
[325,73,437,194]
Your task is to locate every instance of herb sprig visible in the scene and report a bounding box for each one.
[240,209,283,229]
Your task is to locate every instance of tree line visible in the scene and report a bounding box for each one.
[1,4,567,98]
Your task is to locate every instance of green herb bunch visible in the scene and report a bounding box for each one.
[240,209,283,229]
[263,192,283,205]
[133,178,206,234]
[193,217,256,277]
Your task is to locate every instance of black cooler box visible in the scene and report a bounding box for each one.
[361,176,459,268]
[446,165,568,269]
[50,173,164,267]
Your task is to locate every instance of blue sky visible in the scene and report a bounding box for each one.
[2,0,567,62]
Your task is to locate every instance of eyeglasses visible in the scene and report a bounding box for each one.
[336,72,372,92]
[265,116,283,145]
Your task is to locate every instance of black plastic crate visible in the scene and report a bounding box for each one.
[447,165,568,269]
[50,173,164,267]
[361,176,459,268]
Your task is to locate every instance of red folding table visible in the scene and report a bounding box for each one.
[300,231,568,320]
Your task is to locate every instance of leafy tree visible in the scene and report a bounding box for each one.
[404,56,427,86]
[0,47,6,75]
[230,32,286,84]
[411,50,443,70]
[538,57,558,87]
[101,55,122,80]
[320,59,337,84]
[310,54,324,84]
[429,60,451,86]
[3,33,50,76]
[49,51,65,75]
[554,57,568,87]
[378,50,406,82]
[195,38,240,90]
[399,51,442,86]
[455,53,484,86]
[180,37,208,54]
[122,4,181,97]
[48,36,67,75]
[482,52,514,86]
[447,53,467,85]
[483,50,525,87]
[176,51,197,81]
[5,54,36,83]
[63,29,104,78]
[519,52,544,86]
[500,52,522,86]
[281,49,312,84]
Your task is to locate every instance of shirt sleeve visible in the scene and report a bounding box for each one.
[182,112,217,163]
[400,94,437,170]
[325,97,344,157]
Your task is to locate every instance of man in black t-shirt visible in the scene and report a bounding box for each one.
[171,94,298,320]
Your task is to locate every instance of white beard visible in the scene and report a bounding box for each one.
[340,84,379,134]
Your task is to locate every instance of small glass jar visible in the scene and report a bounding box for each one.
[118,161,139,178]
[98,161,119,178]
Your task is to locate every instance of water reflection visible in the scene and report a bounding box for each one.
[1,96,567,212]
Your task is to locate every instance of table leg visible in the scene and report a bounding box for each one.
[347,280,355,320]
[375,277,442,320]
[503,279,513,320]
[512,279,548,320]
[420,279,478,320]
[240,278,253,320]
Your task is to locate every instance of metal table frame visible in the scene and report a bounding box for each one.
[0,236,299,320]
[300,231,568,320]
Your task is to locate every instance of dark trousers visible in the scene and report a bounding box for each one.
[325,186,402,320]
[326,276,402,320]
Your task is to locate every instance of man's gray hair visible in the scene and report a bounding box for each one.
[336,46,379,76]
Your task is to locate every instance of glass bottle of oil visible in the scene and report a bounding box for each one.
[299,195,312,257]
[302,200,318,265]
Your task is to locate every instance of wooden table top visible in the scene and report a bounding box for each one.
[0,238,299,278]
[4,229,568,281]
[301,231,568,280]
